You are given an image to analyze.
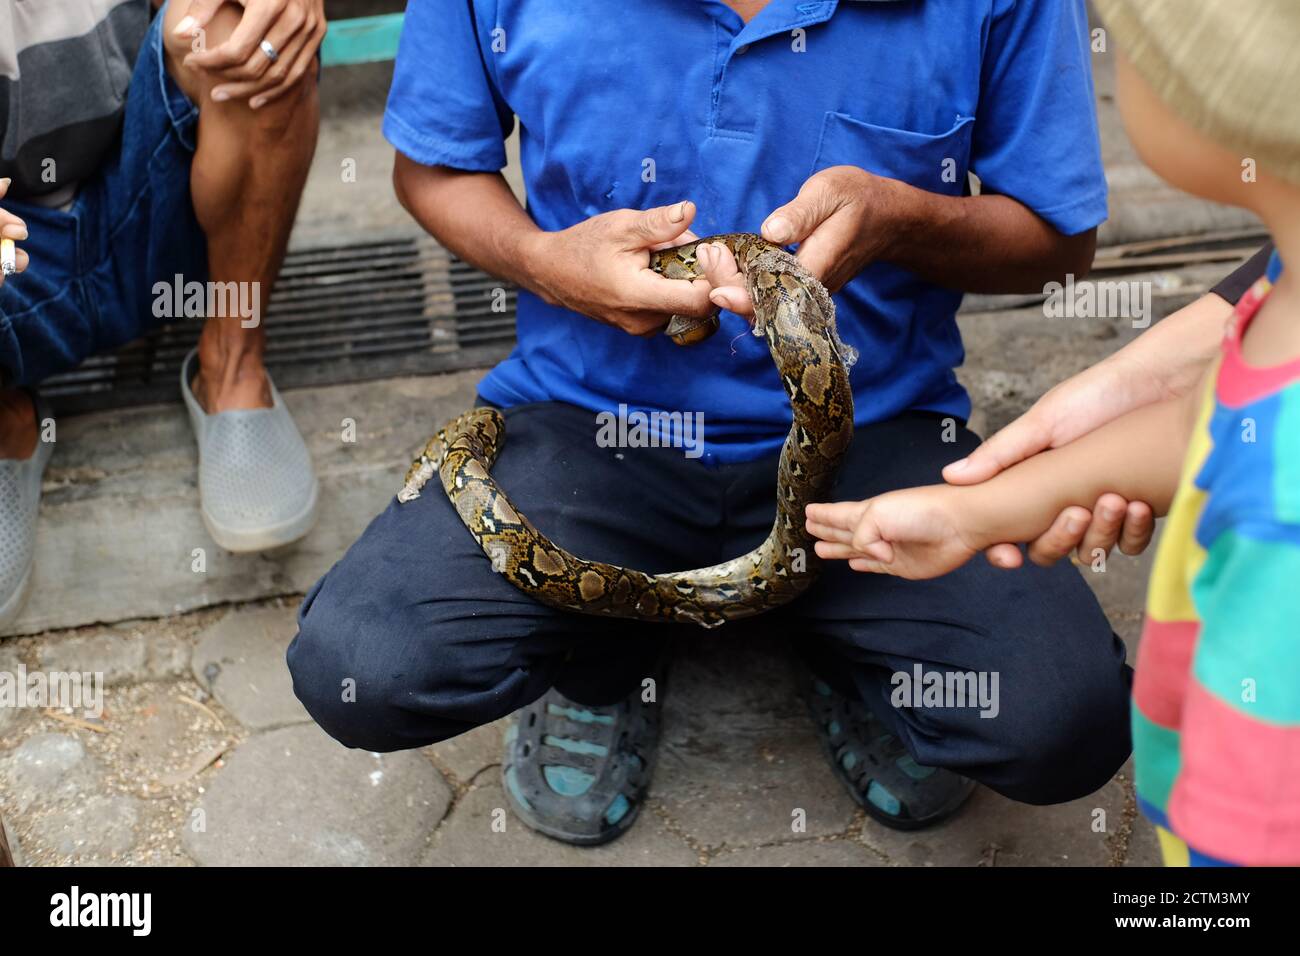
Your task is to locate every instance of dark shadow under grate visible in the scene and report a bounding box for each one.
[42,234,518,416]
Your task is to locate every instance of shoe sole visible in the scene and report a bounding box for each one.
[201,478,320,553]
[504,786,646,847]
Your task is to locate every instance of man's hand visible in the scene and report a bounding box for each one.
[0,179,30,287]
[704,165,898,316]
[175,0,326,109]
[526,201,716,337]
[806,486,982,580]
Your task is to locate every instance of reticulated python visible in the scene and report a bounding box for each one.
[398,233,855,628]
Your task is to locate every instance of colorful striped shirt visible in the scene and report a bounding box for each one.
[1133,251,1300,867]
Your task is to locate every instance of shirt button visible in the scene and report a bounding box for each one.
[736,44,749,55]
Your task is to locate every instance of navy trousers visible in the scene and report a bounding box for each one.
[288,402,1132,805]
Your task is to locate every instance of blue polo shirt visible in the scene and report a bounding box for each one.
[384,0,1107,465]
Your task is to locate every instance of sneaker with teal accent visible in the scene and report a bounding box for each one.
[502,681,662,846]
[806,676,975,830]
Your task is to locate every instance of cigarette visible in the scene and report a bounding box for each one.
[0,238,15,276]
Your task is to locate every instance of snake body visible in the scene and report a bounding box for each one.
[399,233,855,628]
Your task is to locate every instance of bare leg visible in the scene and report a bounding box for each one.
[0,389,36,460]
[162,1,319,412]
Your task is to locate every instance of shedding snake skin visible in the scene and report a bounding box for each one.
[398,234,855,628]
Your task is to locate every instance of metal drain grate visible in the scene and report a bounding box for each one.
[41,233,518,416]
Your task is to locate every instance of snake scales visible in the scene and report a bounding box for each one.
[398,233,855,628]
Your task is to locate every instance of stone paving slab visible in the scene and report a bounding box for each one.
[653,631,860,850]
[184,723,451,866]
[192,605,309,730]
[423,779,699,867]
[30,794,144,863]
[856,774,1134,867]
[710,839,884,867]
[1124,811,1164,868]
[0,645,27,736]
[35,630,190,686]
[0,733,98,815]
[424,719,509,788]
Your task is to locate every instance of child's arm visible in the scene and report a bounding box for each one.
[807,384,1202,579]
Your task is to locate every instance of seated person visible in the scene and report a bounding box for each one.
[0,0,326,628]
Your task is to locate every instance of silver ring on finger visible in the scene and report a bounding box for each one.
[259,39,279,63]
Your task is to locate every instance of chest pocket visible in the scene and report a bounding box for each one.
[811,112,975,197]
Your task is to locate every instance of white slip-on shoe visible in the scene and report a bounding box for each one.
[0,393,54,631]
[181,349,319,553]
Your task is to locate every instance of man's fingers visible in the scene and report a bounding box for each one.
[210,31,309,100]
[696,243,754,316]
[628,200,696,248]
[1118,500,1155,555]
[697,242,743,286]
[708,286,752,315]
[1,215,27,240]
[1075,493,1127,564]
[943,414,1053,486]
[250,39,319,108]
[649,228,699,252]
[188,1,287,71]
[212,7,310,85]
[0,247,29,285]
[0,179,27,239]
[614,309,678,337]
[1025,506,1092,567]
[625,270,713,319]
[762,173,836,246]
[171,0,225,37]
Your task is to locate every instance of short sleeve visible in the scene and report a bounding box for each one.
[971,0,1108,236]
[382,0,514,172]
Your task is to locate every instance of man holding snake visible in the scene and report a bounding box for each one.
[289,0,1141,844]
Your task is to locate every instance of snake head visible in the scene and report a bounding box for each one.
[665,310,721,346]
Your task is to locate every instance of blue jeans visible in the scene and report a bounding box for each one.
[0,10,206,386]
[288,404,1134,805]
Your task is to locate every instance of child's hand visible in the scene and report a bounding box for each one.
[805,485,982,579]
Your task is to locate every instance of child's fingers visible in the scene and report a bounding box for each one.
[804,517,855,544]
[850,517,889,557]
[848,556,895,575]
[814,540,862,560]
[815,538,894,563]
[804,500,868,533]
